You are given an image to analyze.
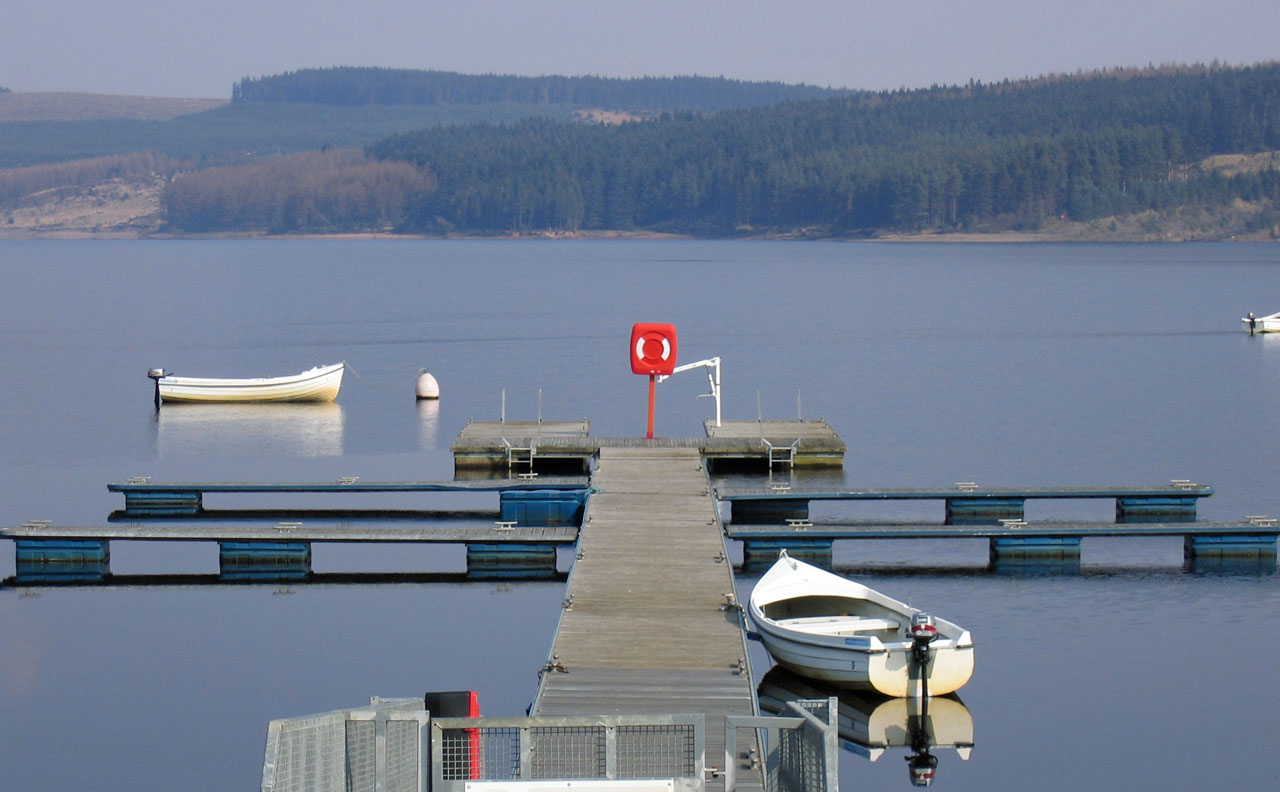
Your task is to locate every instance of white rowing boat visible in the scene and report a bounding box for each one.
[748,551,974,697]
[149,363,344,404]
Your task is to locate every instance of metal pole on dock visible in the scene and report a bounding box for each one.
[646,374,656,439]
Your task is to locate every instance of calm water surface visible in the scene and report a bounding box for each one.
[2,240,1279,790]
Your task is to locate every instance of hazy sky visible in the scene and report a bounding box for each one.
[4,1,1279,98]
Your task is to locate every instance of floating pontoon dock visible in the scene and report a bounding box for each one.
[7,413,1278,789]
[451,419,847,473]
[717,482,1216,524]
[5,519,578,582]
[726,518,1280,570]
[108,476,590,516]
[716,481,1278,570]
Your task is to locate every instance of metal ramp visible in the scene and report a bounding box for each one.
[261,697,839,792]
[261,697,430,792]
[725,699,839,792]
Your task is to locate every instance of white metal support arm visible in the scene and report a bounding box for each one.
[656,356,722,427]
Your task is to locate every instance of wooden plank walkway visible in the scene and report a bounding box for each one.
[452,418,847,472]
[725,520,1280,540]
[107,476,590,516]
[453,419,592,441]
[705,418,847,446]
[108,476,590,494]
[719,482,1215,524]
[705,419,847,467]
[717,483,1215,501]
[530,446,762,791]
[2,521,577,544]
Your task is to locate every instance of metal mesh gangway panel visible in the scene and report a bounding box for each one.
[725,699,840,792]
[262,703,724,792]
[431,714,704,791]
[262,697,429,792]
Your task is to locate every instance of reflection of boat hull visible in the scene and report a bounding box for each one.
[758,666,974,761]
[157,363,344,403]
[749,552,974,696]
[157,402,345,457]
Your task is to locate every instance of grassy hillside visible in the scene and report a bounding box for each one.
[0,92,226,122]
[0,99,578,169]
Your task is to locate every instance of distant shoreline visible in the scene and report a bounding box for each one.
[2,180,1274,243]
[5,228,1276,242]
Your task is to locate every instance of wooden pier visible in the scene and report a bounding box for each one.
[717,482,1216,523]
[726,518,1280,569]
[714,480,1280,570]
[3,518,578,582]
[530,446,764,790]
[3,521,578,545]
[703,418,846,468]
[108,476,590,516]
[10,412,1280,787]
[452,418,846,473]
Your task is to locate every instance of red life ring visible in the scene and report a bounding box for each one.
[630,323,678,375]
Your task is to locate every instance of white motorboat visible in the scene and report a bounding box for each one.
[1242,312,1280,333]
[748,551,974,697]
[148,363,344,404]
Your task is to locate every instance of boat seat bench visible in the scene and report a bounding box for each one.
[777,615,901,633]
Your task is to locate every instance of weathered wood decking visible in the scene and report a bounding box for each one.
[107,476,589,516]
[704,418,847,466]
[725,520,1280,540]
[718,482,1216,523]
[452,418,846,472]
[2,521,577,544]
[531,446,762,790]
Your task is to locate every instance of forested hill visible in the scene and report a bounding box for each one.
[232,67,851,112]
[362,64,1280,237]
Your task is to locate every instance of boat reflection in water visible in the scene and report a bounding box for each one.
[156,402,346,457]
[758,666,973,787]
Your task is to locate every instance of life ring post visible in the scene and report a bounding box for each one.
[629,322,678,439]
[646,374,656,439]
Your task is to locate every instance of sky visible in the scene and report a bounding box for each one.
[3,0,1279,98]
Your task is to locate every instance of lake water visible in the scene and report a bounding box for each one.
[2,239,1279,791]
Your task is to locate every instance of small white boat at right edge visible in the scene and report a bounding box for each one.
[1242,312,1280,333]
[749,551,974,697]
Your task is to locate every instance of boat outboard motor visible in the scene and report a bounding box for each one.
[910,611,939,698]
[906,692,937,786]
[147,368,167,411]
[906,750,939,787]
[910,611,938,668]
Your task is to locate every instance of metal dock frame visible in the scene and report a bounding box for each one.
[725,698,840,792]
[260,701,838,792]
[431,714,706,791]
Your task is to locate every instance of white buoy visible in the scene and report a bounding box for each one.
[415,370,440,400]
